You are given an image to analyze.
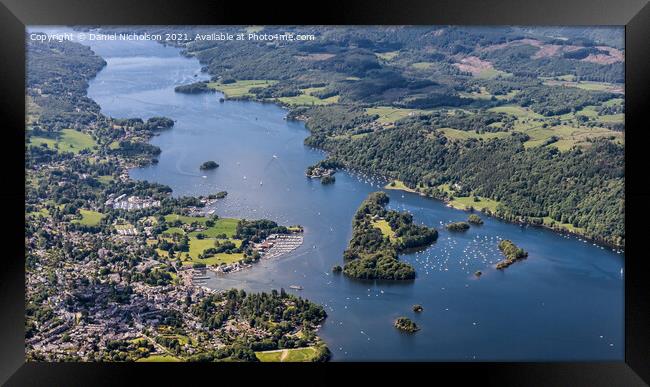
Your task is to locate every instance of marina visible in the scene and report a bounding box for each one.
[254,234,304,260]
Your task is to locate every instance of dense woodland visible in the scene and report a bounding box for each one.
[190,289,329,361]
[308,115,624,247]
[496,240,529,269]
[174,81,215,94]
[27,38,106,130]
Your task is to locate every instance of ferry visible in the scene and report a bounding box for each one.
[289,285,303,290]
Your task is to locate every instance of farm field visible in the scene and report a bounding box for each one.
[366,107,430,124]
[384,180,421,194]
[437,127,510,141]
[255,347,319,362]
[488,105,544,120]
[277,86,339,106]
[375,51,399,61]
[29,129,97,154]
[448,195,501,213]
[74,209,105,226]
[542,79,624,93]
[136,355,181,362]
[207,80,277,98]
[158,215,244,266]
[411,62,434,70]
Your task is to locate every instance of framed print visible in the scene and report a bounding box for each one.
[1,0,649,385]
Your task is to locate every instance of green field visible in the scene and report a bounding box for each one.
[160,215,244,266]
[375,51,399,61]
[161,215,243,265]
[136,354,181,362]
[438,127,510,141]
[29,129,97,154]
[542,79,623,93]
[255,347,319,362]
[411,62,434,70]
[97,175,115,184]
[542,216,586,234]
[384,180,420,194]
[73,209,105,226]
[447,195,501,213]
[522,125,622,151]
[488,105,544,120]
[476,68,510,80]
[164,215,238,237]
[371,219,397,242]
[603,98,624,107]
[485,102,622,152]
[594,113,624,124]
[188,218,239,238]
[388,181,582,233]
[162,227,185,235]
[187,237,244,266]
[366,107,430,124]
[277,87,339,106]
[207,80,277,98]
[158,237,244,266]
[188,237,218,258]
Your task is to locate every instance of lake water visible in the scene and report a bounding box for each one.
[46,29,624,361]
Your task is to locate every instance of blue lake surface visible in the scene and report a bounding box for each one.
[40,28,624,361]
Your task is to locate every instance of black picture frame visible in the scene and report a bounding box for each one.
[1,0,648,385]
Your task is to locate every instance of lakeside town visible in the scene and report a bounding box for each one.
[25,35,328,362]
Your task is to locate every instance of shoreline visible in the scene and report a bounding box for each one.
[212,87,624,253]
[203,233,305,277]
[383,182,625,253]
[109,31,625,255]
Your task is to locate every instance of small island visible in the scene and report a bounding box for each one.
[496,239,528,269]
[206,191,228,200]
[174,81,215,94]
[342,192,438,280]
[412,304,423,313]
[467,214,484,225]
[321,175,335,185]
[305,159,342,180]
[199,160,219,170]
[332,265,342,273]
[446,221,470,232]
[306,166,335,179]
[145,116,174,130]
[394,317,419,333]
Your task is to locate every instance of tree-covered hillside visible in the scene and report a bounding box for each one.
[174,26,625,247]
